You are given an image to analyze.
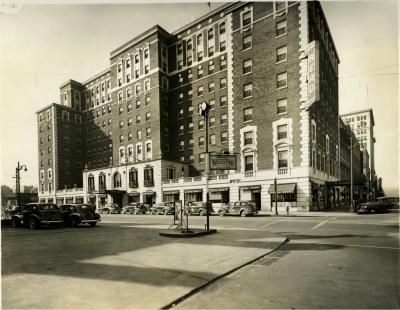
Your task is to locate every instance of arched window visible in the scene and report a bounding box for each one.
[98,173,106,191]
[143,165,154,187]
[113,172,122,188]
[129,168,138,188]
[88,174,95,191]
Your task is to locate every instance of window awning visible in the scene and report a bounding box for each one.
[128,192,140,196]
[209,187,229,193]
[143,190,155,195]
[163,190,179,195]
[240,185,261,191]
[268,183,297,194]
[184,189,203,194]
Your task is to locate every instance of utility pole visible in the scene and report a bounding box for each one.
[15,161,28,206]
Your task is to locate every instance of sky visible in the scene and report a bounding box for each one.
[0,0,398,195]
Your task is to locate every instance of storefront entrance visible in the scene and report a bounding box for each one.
[251,192,261,211]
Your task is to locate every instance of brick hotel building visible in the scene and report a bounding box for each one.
[37,1,364,211]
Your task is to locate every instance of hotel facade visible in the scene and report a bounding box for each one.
[37,1,367,212]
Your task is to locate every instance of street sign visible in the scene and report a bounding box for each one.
[209,154,237,170]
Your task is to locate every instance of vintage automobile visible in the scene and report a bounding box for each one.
[219,201,258,217]
[357,202,386,214]
[376,197,399,209]
[122,203,148,215]
[99,203,121,214]
[11,203,63,229]
[187,201,209,216]
[150,202,174,215]
[60,203,101,227]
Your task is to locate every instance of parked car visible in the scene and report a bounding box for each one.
[357,202,386,214]
[188,202,209,216]
[1,205,18,221]
[376,197,399,209]
[130,203,149,215]
[99,204,121,214]
[11,203,63,229]
[60,203,101,227]
[150,202,174,215]
[211,202,228,215]
[121,205,135,214]
[219,201,258,217]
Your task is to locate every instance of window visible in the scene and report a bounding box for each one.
[208,46,215,57]
[199,153,205,163]
[208,28,214,40]
[220,95,227,107]
[135,69,140,79]
[118,63,122,73]
[188,106,193,115]
[188,89,193,97]
[243,83,252,98]
[118,78,123,87]
[198,86,204,96]
[244,131,253,145]
[219,22,226,34]
[188,122,193,132]
[220,41,226,52]
[189,155,194,164]
[209,116,215,127]
[187,39,192,50]
[275,1,286,12]
[221,131,228,143]
[145,112,151,121]
[243,34,252,50]
[126,59,131,69]
[119,121,124,129]
[128,118,132,127]
[242,10,252,27]
[126,73,131,83]
[277,124,288,139]
[221,113,227,125]
[136,115,141,124]
[146,127,151,138]
[179,124,184,135]
[198,119,204,130]
[187,56,193,66]
[209,61,214,73]
[244,155,253,172]
[119,107,123,115]
[144,49,149,59]
[209,82,215,92]
[189,138,194,148]
[145,97,150,106]
[197,51,203,61]
[179,140,184,150]
[197,34,203,46]
[129,168,138,188]
[177,44,183,55]
[127,103,132,112]
[135,83,140,94]
[278,150,288,168]
[209,134,216,145]
[146,143,152,159]
[113,172,122,188]
[276,46,287,62]
[145,80,150,91]
[108,118,112,126]
[178,60,183,70]
[136,100,141,109]
[136,144,142,160]
[144,166,154,186]
[277,98,287,114]
[243,59,252,74]
[199,136,205,147]
[137,130,142,140]
[209,99,215,109]
[198,66,203,77]
[276,72,287,89]
[119,135,124,143]
[220,77,227,89]
[243,107,253,122]
[188,69,193,80]
[220,58,227,69]
[276,20,287,36]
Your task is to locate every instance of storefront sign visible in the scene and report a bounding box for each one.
[209,154,237,170]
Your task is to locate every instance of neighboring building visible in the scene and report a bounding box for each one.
[5,193,38,207]
[340,108,375,173]
[37,1,367,211]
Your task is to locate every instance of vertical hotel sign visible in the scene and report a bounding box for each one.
[305,40,320,109]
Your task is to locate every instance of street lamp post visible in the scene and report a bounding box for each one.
[199,101,211,230]
[15,161,28,206]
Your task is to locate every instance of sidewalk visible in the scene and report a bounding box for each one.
[2,228,287,309]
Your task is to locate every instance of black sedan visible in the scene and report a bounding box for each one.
[60,204,101,227]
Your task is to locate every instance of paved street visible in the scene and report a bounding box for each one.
[2,212,399,309]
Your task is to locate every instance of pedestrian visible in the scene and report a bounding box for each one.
[286,205,289,216]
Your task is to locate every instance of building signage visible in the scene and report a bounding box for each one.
[305,40,320,109]
[209,154,237,170]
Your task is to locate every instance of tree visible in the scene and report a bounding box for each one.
[1,185,14,206]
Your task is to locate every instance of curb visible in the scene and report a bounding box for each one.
[160,235,289,309]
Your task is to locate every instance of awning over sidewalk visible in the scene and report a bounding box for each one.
[184,189,203,194]
[128,192,140,197]
[163,190,179,195]
[268,183,297,194]
[209,187,229,193]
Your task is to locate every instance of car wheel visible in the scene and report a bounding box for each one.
[90,222,97,227]
[11,217,20,228]
[69,217,78,227]
[29,218,38,230]
[199,210,205,216]
[240,210,246,217]
[219,210,226,217]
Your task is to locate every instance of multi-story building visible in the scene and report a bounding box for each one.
[340,108,375,173]
[37,1,364,212]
